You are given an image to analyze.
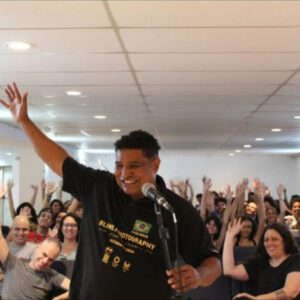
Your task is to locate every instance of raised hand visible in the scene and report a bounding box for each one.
[46,181,58,196]
[0,82,29,124]
[224,184,233,203]
[30,184,38,192]
[48,224,59,239]
[6,179,14,190]
[40,179,46,190]
[241,177,249,190]
[276,184,285,200]
[227,218,243,238]
[252,177,261,191]
[19,207,32,218]
[202,177,212,195]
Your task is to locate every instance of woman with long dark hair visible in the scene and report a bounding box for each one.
[223,219,300,299]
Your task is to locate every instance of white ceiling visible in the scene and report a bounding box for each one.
[1,0,300,157]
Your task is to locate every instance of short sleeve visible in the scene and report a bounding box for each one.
[49,268,66,288]
[2,254,17,273]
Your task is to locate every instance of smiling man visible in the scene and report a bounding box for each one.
[0,83,221,300]
[8,216,36,257]
[0,229,70,300]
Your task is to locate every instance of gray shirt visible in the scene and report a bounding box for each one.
[2,254,65,300]
[8,241,36,259]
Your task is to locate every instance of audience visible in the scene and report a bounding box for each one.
[1,174,300,299]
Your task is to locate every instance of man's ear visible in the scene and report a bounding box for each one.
[152,157,160,173]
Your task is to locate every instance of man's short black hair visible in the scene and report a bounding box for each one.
[115,130,161,158]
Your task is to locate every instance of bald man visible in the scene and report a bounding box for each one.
[0,216,36,295]
[0,233,70,300]
[8,215,36,258]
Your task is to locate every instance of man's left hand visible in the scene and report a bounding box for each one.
[166,264,200,292]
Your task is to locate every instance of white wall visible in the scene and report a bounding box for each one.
[74,150,299,203]
[1,120,300,215]
[159,151,298,200]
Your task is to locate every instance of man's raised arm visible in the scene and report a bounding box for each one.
[0,83,68,176]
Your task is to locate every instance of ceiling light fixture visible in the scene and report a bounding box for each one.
[47,112,56,119]
[235,149,241,153]
[94,115,106,119]
[66,90,82,96]
[271,128,282,132]
[229,153,235,156]
[111,128,121,133]
[243,144,252,148]
[80,130,91,137]
[294,116,300,119]
[5,41,32,51]
[6,152,12,156]
[255,137,264,141]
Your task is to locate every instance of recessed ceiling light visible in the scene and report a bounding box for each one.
[235,149,241,153]
[255,137,264,141]
[111,128,121,133]
[66,90,82,96]
[243,144,252,148]
[47,112,56,119]
[80,130,90,137]
[44,95,55,99]
[271,128,282,132]
[5,41,32,51]
[94,115,106,119]
[6,152,12,156]
[294,116,300,119]
[229,153,235,156]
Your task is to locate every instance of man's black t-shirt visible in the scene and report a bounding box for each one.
[63,157,218,300]
[243,253,300,299]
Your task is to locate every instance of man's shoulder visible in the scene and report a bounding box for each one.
[63,156,114,180]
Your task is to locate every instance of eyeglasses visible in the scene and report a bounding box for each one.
[63,223,78,228]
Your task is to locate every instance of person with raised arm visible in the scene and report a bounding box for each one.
[1,83,221,300]
[223,219,300,300]
[0,228,70,300]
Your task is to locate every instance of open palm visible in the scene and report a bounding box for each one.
[0,82,28,124]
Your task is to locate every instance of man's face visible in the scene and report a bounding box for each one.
[245,202,257,216]
[216,201,226,213]
[115,149,160,199]
[12,217,30,246]
[30,241,59,271]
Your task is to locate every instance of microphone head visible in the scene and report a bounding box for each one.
[141,182,156,197]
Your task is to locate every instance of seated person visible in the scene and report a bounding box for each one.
[285,198,300,229]
[57,213,81,260]
[223,219,300,299]
[27,208,53,244]
[0,230,70,300]
[0,216,36,294]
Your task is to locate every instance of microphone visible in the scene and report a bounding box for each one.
[142,183,174,213]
